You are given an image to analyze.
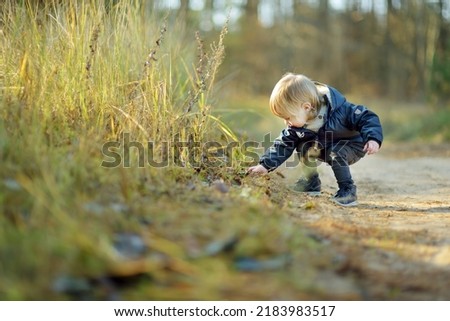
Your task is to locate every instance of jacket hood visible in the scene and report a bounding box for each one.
[328,86,347,110]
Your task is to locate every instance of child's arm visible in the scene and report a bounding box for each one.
[248,128,316,174]
[345,104,383,151]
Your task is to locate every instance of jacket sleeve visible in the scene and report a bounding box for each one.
[259,128,318,171]
[345,103,383,146]
[258,128,299,171]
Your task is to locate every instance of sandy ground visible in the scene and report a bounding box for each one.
[278,143,450,299]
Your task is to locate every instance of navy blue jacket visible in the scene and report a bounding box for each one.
[259,86,383,171]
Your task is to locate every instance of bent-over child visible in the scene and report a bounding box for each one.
[248,73,383,206]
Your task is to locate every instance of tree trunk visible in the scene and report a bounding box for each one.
[382,0,396,98]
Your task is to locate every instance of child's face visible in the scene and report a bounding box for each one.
[283,103,312,128]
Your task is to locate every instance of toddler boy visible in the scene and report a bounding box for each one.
[248,73,383,206]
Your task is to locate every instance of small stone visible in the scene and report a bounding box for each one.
[83,202,104,215]
[3,179,21,191]
[186,181,196,191]
[109,202,129,213]
[212,179,229,193]
[204,236,239,256]
[234,254,291,272]
[53,275,91,295]
[113,233,147,260]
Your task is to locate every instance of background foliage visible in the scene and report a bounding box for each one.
[171,0,450,104]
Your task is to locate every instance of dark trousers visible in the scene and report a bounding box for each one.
[296,140,366,188]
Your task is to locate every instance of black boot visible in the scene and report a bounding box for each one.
[292,174,321,196]
[332,184,357,206]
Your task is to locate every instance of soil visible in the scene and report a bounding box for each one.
[277,142,450,300]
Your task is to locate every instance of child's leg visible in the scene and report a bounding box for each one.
[317,141,365,205]
[292,141,321,194]
[296,141,320,177]
[324,141,365,187]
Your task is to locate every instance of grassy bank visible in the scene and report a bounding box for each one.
[0,0,335,300]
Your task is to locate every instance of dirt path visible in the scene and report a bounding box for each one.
[278,143,450,299]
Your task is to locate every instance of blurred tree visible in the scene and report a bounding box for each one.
[430,0,450,104]
[232,0,276,93]
[382,0,399,98]
[17,0,449,103]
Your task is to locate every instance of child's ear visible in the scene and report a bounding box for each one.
[303,102,317,118]
[302,102,312,111]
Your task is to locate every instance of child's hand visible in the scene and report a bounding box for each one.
[364,140,380,155]
[247,164,269,175]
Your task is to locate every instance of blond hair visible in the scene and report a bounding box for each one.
[269,73,321,119]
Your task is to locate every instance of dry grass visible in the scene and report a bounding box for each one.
[0,0,329,300]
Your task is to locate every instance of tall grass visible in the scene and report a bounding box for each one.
[1,0,229,149]
[0,1,329,301]
[0,0,241,299]
[0,0,235,195]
